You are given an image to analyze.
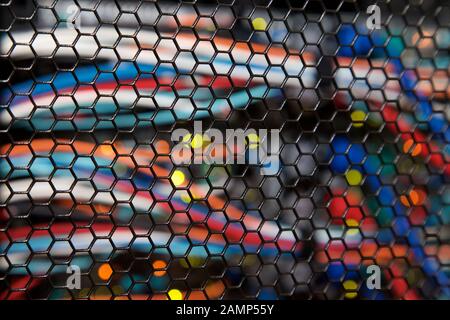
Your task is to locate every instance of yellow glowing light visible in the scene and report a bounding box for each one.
[346,219,359,227]
[182,133,210,149]
[192,134,204,149]
[252,17,267,31]
[171,170,185,187]
[345,292,358,299]
[246,133,260,149]
[182,133,192,143]
[346,219,360,236]
[343,280,358,299]
[346,169,363,186]
[168,289,183,300]
[181,193,191,203]
[351,110,366,127]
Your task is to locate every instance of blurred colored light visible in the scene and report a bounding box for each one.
[171,170,186,187]
[168,289,183,300]
[345,219,360,236]
[346,169,363,186]
[246,133,260,149]
[351,110,366,127]
[343,280,358,299]
[98,263,113,281]
[400,189,426,207]
[153,260,167,277]
[99,144,115,156]
[403,139,422,157]
[181,193,191,203]
[252,17,267,31]
[183,133,208,149]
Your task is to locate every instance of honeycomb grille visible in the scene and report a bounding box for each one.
[0,0,449,300]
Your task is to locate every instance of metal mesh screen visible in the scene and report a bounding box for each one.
[0,0,449,300]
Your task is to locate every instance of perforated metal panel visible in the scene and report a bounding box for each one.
[0,0,449,300]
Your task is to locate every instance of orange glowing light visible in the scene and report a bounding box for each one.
[403,139,422,157]
[400,189,426,207]
[99,144,115,156]
[98,263,113,281]
[153,260,167,277]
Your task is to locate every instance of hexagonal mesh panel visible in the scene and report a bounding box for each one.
[0,0,449,300]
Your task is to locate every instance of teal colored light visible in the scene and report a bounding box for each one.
[386,37,404,57]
